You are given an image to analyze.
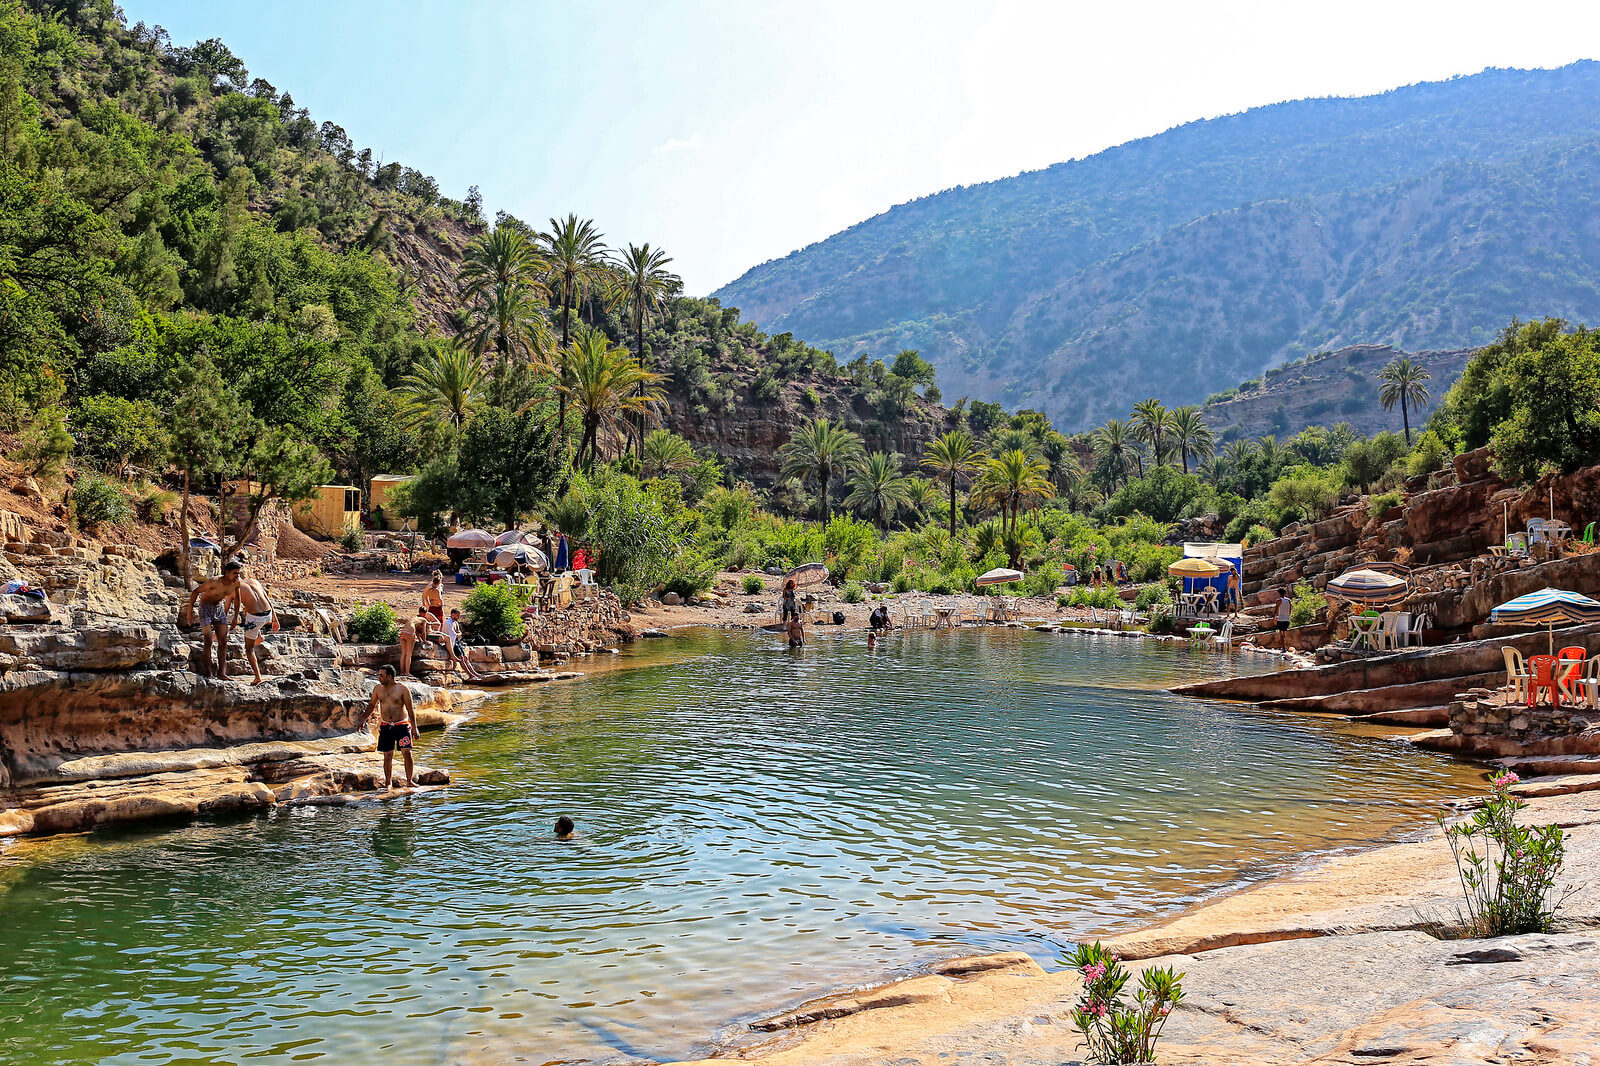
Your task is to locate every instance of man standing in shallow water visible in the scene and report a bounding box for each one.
[182,559,243,679]
[363,664,418,789]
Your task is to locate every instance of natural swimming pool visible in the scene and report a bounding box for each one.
[0,628,1485,1064]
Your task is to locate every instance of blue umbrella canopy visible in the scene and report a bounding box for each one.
[1490,587,1600,655]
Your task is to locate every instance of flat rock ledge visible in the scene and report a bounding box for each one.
[669,792,1600,1066]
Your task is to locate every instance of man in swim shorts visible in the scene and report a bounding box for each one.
[362,664,418,789]
[182,560,244,679]
[230,565,279,684]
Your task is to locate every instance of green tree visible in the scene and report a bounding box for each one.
[972,448,1054,550]
[844,451,914,530]
[777,417,865,519]
[920,429,987,538]
[539,214,611,437]
[1091,418,1142,489]
[640,428,698,481]
[1131,398,1175,469]
[165,357,243,590]
[393,342,486,439]
[454,406,560,528]
[1378,355,1432,444]
[610,242,681,459]
[560,329,665,471]
[1169,405,1214,474]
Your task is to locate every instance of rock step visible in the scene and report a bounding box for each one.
[1349,704,1453,727]
[1260,672,1503,715]
[1499,754,1600,778]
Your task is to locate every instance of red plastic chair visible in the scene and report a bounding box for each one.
[1527,655,1562,708]
[1558,646,1587,702]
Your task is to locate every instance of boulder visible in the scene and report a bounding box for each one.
[661,592,682,606]
[0,594,51,624]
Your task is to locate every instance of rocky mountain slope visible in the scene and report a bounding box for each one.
[713,63,1600,430]
[1200,344,1473,442]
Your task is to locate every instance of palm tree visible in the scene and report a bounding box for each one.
[1169,405,1215,474]
[1223,438,1257,474]
[777,417,865,519]
[1091,418,1142,488]
[1378,355,1432,444]
[920,429,987,538]
[1255,434,1283,467]
[462,278,552,368]
[610,243,682,459]
[1130,399,1174,470]
[459,224,547,305]
[394,343,486,436]
[972,448,1054,538]
[901,477,939,523]
[539,214,612,437]
[560,329,665,470]
[845,452,914,530]
[640,428,698,481]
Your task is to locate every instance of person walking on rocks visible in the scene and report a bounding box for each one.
[363,664,418,789]
[230,566,279,685]
[422,572,445,624]
[182,560,243,679]
[1276,587,1293,632]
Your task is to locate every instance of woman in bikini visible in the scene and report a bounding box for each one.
[422,572,445,624]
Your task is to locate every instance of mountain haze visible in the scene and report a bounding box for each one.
[713,63,1600,430]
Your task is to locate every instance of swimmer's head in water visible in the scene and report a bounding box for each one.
[554,815,575,839]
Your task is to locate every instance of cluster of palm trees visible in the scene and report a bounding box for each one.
[394,214,684,471]
[1089,399,1216,489]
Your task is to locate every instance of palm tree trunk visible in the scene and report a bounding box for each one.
[948,474,957,538]
[820,463,830,520]
[1181,447,1189,475]
[558,288,571,438]
[634,303,647,463]
[1401,398,1411,445]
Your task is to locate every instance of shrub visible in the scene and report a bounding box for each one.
[71,474,132,531]
[661,550,717,599]
[891,573,913,594]
[346,602,399,644]
[462,582,525,643]
[1146,606,1178,635]
[338,526,364,552]
[1438,771,1566,937]
[1133,584,1170,611]
[1367,489,1404,517]
[1065,941,1184,1065]
[840,580,866,604]
[1242,523,1275,549]
[71,395,169,474]
[741,574,764,594]
[1290,580,1325,627]
[16,407,73,480]
[1406,429,1453,477]
[136,485,179,523]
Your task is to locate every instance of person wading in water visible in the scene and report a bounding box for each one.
[363,664,419,789]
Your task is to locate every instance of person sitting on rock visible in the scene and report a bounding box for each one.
[230,565,279,685]
[182,559,244,680]
[438,608,483,680]
[399,608,432,677]
[362,664,418,789]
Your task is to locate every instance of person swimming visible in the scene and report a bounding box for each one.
[554,815,576,841]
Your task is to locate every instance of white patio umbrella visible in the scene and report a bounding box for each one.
[495,529,527,546]
[975,567,1024,586]
[445,528,497,550]
[786,562,830,588]
[1489,587,1600,655]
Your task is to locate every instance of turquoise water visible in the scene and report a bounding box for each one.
[0,628,1483,1065]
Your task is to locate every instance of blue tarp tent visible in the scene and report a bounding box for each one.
[1182,542,1244,604]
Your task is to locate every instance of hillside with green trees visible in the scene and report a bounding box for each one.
[713,62,1600,431]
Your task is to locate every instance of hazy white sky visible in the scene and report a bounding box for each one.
[127,1,1600,294]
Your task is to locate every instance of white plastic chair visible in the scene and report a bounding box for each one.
[1209,619,1235,652]
[1377,611,1400,651]
[918,600,935,628]
[1406,612,1429,647]
[1502,647,1530,703]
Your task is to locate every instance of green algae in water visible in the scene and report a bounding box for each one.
[0,629,1483,1064]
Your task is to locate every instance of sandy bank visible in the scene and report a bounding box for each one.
[666,789,1600,1065]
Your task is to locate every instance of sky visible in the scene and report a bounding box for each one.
[124,1,1600,295]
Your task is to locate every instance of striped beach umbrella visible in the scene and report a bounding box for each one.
[494,529,527,546]
[975,567,1024,586]
[1325,568,1408,605]
[786,561,830,588]
[1489,587,1600,655]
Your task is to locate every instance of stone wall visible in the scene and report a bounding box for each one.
[1448,689,1599,744]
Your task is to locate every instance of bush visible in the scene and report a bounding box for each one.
[1147,606,1178,635]
[1438,771,1566,937]
[1242,523,1275,549]
[346,602,399,644]
[1133,584,1170,610]
[840,580,866,604]
[1066,941,1183,1065]
[338,526,363,552]
[660,550,716,599]
[462,582,525,644]
[741,574,764,594]
[71,395,169,474]
[16,407,73,480]
[891,573,913,594]
[71,473,131,531]
[136,486,179,523]
[1406,429,1452,477]
[1290,580,1325,627]
[1367,489,1404,517]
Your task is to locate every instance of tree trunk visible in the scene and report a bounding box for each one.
[178,469,193,594]
[634,303,647,463]
[820,463,830,520]
[1181,448,1190,475]
[1401,398,1411,444]
[558,290,571,437]
[948,474,957,539]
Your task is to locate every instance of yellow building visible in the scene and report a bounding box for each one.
[368,474,413,530]
[293,485,362,538]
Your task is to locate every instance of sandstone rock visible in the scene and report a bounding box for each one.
[661,592,682,606]
[0,594,51,623]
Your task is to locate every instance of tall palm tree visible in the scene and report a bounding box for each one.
[1169,405,1215,474]
[777,417,865,519]
[1223,438,1257,474]
[462,279,552,368]
[610,243,682,460]
[394,343,486,437]
[640,428,698,481]
[1378,355,1432,444]
[920,429,987,538]
[459,224,547,305]
[560,329,665,471]
[1091,418,1142,489]
[972,448,1054,538]
[845,452,914,530]
[539,214,612,437]
[1255,434,1283,467]
[1131,398,1174,470]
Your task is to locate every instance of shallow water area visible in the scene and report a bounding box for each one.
[0,627,1485,1065]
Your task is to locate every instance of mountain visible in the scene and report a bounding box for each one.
[713,63,1600,430]
[1197,344,1472,443]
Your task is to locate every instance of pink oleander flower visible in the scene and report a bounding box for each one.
[1156,1005,1172,1017]
[1492,771,1521,787]
[1081,962,1107,982]
[1086,999,1107,1018]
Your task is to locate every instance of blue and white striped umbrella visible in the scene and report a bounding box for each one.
[1326,568,1408,605]
[1489,587,1600,655]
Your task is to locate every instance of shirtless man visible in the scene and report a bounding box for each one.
[421,572,445,623]
[230,566,279,684]
[438,607,483,680]
[786,614,805,648]
[362,664,419,789]
[183,560,243,679]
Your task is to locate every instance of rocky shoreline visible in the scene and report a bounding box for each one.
[666,786,1600,1065]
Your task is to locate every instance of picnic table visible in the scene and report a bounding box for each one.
[933,605,961,628]
[1348,614,1383,651]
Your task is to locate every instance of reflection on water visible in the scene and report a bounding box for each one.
[0,628,1484,1064]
